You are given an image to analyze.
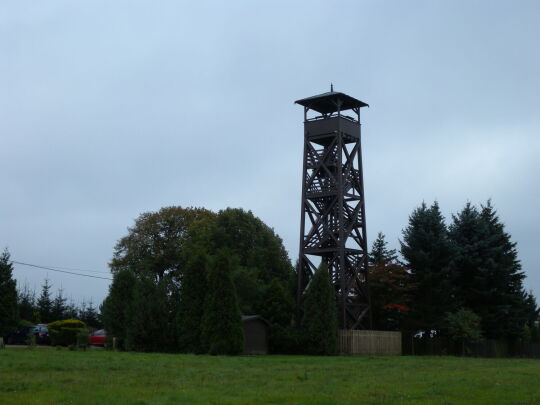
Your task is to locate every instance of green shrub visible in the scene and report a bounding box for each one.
[48,319,87,346]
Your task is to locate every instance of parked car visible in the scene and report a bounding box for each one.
[89,329,106,346]
[6,324,50,345]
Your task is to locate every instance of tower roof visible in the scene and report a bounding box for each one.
[295,91,369,114]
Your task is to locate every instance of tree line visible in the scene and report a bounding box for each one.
[369,200,539,345]
[0,249,102,337]
[2,200,538,354]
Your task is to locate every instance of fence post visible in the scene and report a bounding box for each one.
[0,337,4,349]
[112,337,117,350]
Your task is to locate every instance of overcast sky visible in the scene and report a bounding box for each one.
[2,1,539,307]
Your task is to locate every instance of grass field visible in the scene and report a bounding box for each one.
[1,349,539,405]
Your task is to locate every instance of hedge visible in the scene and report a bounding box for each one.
[48,319,88,346]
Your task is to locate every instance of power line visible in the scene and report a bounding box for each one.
[13,261,113,281]
[40,264,111,275]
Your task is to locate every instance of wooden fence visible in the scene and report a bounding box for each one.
[338,330,402,355]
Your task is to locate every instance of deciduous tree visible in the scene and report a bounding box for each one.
[110,206,215,281]
[446,308,482,356]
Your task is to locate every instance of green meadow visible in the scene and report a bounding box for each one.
[1,349,539,405]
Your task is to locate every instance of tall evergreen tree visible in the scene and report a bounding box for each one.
[101,269,137,349]
[260,278,296,353]
[301,262,338,355]
[401,201,455,334]
[125,274,170,352]
[449,201,528,339]
[177,250,208,353]
[51,288,67,321]
[37,278,53,324]
[480,201,529,339]
[0,248,19,337]
[200,249,243,355]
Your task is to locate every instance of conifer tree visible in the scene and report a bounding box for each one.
[51,288,67,321]
[369,232,398,266]
[17,283,36,322]
[177,251,208,353]
[64,298,79,319]
[401,202,455,334]
[101,269,137,349]
[449,201,530,339]
[301,262,338,355]
[480,201,530,338]
[200,249,243,355]
[37,278,53,324]
[260,278,295,353]
[0,248,19,337]
[521,290,539,328]
[80,300,100,328]
[125,273,170,352]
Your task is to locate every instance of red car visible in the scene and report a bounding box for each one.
[89,329,106,346]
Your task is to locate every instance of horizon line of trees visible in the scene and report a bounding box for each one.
[2,199,539,355]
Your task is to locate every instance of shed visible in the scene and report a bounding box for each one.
[242,315,269,355]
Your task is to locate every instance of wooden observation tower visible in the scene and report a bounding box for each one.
[296,87,371,329]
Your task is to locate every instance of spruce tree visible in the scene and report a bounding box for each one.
[64,299,79,319]
[0,248,19,337]
[260,278,295,353]
[449,201,529,339]
[521,290,539,328]
[37,278,53,324]
[177,250,208,353]
[51,288,67,321]
[200,249,243,355]
[369,232,398,266]
[301,262,338,355]
[401,201,455,334]
[17,283,36,322]
[480,201,528,338]
[80,300,100,328]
